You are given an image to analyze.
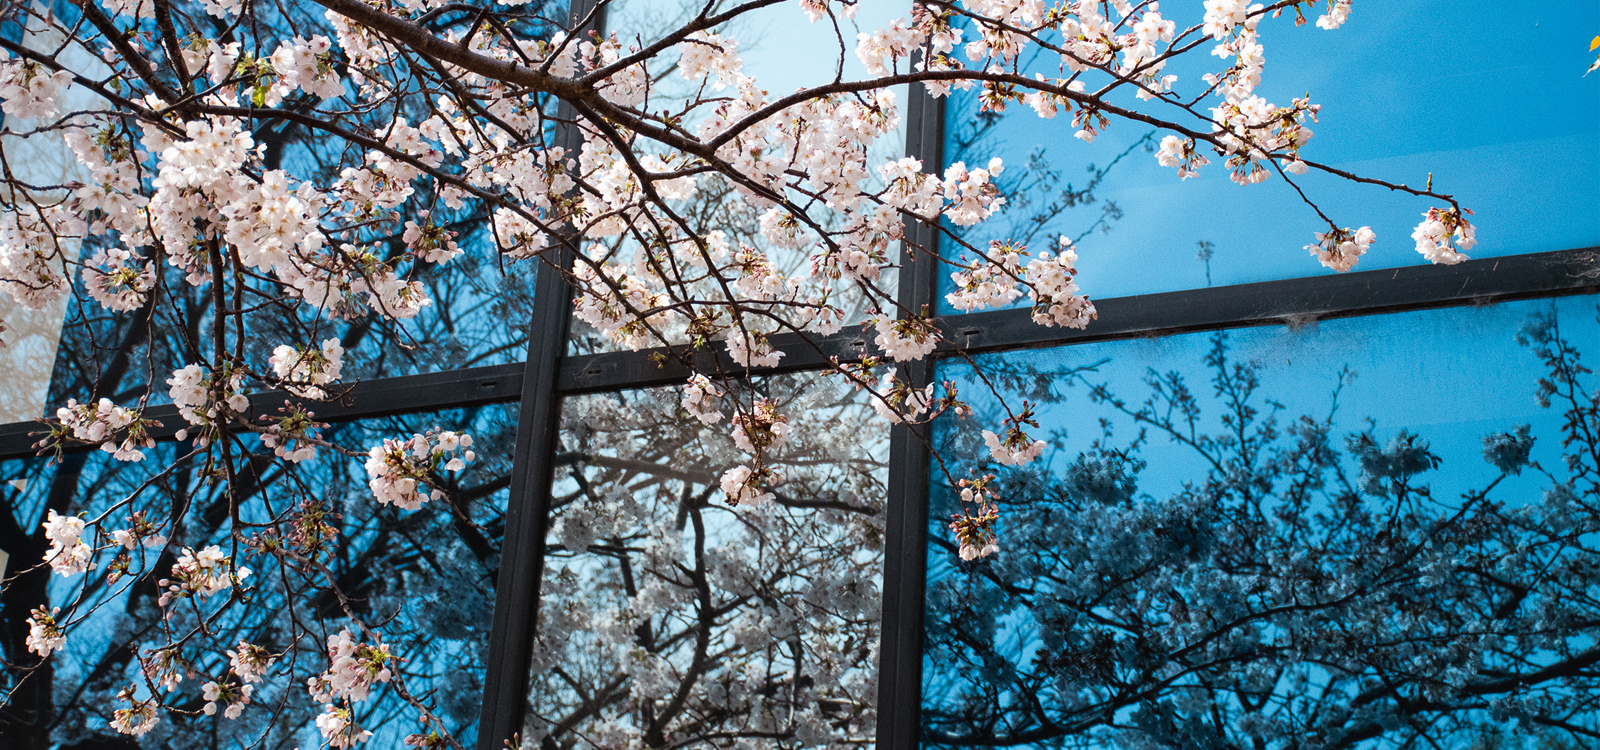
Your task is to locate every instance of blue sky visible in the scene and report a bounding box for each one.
[940,0,1600,304]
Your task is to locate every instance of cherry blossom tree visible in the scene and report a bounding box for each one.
[922,310,1600,749]
[0,0,1492,746]
[530,375,887,749]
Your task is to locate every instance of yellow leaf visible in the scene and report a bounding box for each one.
[1591,35,1600,51]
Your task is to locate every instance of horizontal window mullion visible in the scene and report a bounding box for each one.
[559,246,1600,393]
[8,248,1594,459]
[941,246,1600,356]
[0,362,523,460]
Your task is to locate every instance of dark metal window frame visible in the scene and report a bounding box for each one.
[0,6,1596,746]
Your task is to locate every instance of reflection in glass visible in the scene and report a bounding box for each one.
[923,296,1600,748]
[35,152,547,409]
[567,0,909,357]
[32,165,541,420]
[0,0,99,423]
[4,0,575,421]
[526,376,887,748]
[0,402,516,747]
[937,0,1599,309]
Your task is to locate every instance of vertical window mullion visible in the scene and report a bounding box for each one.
[876,78,945,750]
[475,1,602,745]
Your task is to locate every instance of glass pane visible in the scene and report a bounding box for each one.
[923,294,1600,748]
[30,230,536,416]
[0,0,95,423]
[526,375,888,747]
[567,0,910,357]
[937,0,1600,311]
[0,402,517,747]
[0,2,575,421]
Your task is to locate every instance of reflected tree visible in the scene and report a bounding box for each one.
[528,375,887,750]
[1,403,517,749]
[925,307,1600,749]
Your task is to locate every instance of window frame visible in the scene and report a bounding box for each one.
[0,2,1597,746]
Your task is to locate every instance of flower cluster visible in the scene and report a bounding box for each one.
[1026,238,1097,329]
[111,511,167,551]
[679,30,744,89]
[157,545,250,608]
[0,54,73,120]
[316,705,374,748]
[982,404,1047,466]
[284,499,341,558]
[490,206,550,259]
[879,157,945,216]
[941,159,1008,226]
[52,398,156,461]
[1210,95,1319,185]
[875,316,940,362]
[1155,135,1210,180]
[1317,0,1353,30]
[872,372,936,424]
[681,374,725,424]
[43,510,94,576]
[1412,206,1476,265]
[259,401,329,463]
[142,648,188,693]
[725,329,785,368]
[201,680,253,719]
[1307,226,1376,272]
[0,203,81,310]
[571,260,672,352]
[269,35,346,100]
[856,18,917,76]
[83,247,157,312]
[404,720,451,750]
[268,337,345,399]
[731,399,791,456]
[402,212,462,264]
[983,428,1047,466]
[583,34,649,107]
[63,124,149,249]
[25,606,66,657]
[167,363,251,441]
[109,689,161,737]
[364,430,474,510]
[309,629,396,703]
[946,241,1027,312]
[228,640,277,683]
[950,474,1001,561]
[720,464,781,507]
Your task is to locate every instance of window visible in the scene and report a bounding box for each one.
[527,379,886,747]
[2,1,1597,749]
[925,296,1600,748]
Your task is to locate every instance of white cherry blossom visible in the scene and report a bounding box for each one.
[26,606,66,657]
[1307,226,1376,272]
[1412,206,1476,265]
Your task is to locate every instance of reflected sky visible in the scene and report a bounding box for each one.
[937,0,1600,310]
[528,377,887,749]
[923,294,1600,749]
[0,403,517,748]
[568,0,910,356]
[0,1,573,422]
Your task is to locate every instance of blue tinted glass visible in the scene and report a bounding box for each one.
[0,403,515,747]
[28,233,535,419]
[568,0,910,357]
[938,1,1600,311]
[0,3,576,423]
[923,294,1600,748]
[527,376,887,745]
